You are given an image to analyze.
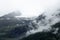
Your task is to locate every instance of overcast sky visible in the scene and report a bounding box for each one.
[0,0,59,17]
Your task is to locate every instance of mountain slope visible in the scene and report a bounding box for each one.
[0,9,60,40]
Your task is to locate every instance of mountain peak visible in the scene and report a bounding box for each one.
[2,11,21,18]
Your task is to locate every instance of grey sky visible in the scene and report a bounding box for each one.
[0,0,59,17]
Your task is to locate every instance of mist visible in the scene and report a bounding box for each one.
[0,0,59,17]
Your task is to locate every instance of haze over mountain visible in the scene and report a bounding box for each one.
[0,9,60,40]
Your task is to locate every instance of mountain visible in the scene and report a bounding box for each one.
[0,9,60,40]
[21,9,60,40]
[0,12,37,40]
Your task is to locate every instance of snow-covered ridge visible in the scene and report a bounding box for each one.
[0,9,60,40]
[27,9,60,34]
